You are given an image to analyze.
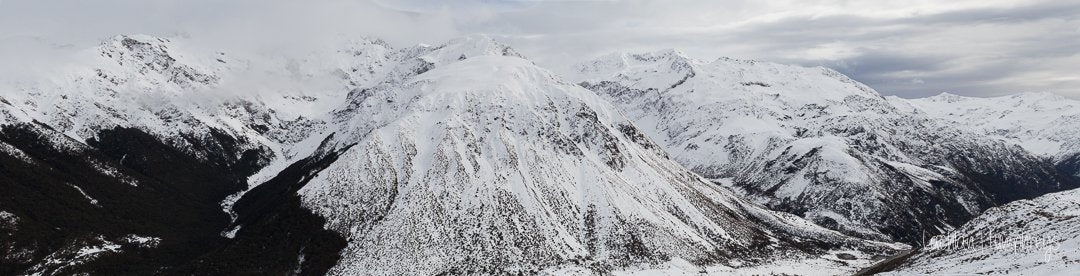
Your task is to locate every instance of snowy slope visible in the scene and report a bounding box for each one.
[286,38,902,275]
[574,50,1077,244]
[883,187,1080,275]
[902,92,1080,176]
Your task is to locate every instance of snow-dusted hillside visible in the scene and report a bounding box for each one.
[883,187,1080,275]
[902,92,1080,176]
[574,50,1077,244]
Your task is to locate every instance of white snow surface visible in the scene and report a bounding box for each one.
[0,210,17,230]
[0,34,404,220]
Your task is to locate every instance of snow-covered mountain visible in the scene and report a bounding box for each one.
[0,34,355,179]
[901,92,1080,177]
[882,188,1080,275]
[239,36,906,275]
[5,33,1077,275]
[0,35,906,275]
[0,34,357,274]
[573,50,1078,244]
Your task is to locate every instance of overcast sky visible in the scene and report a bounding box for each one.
[2,0,1078,98]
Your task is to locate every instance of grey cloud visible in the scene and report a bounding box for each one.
[1,0,1077,99]
[903,1,1080,25]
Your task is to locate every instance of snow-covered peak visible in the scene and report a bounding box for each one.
[1010,91,1069,101]
[576,50,883,104]
[330,34,527,94]
[921,92,967,103]
[332,54,595,147]
[96,34,224,88]
[101,34,171,52]
[413,34,523,66]
[101,34,170,52]
[575,49,697,92]
[410,56,572,99]
[907,92,1080,159]
[921,91,1070,106]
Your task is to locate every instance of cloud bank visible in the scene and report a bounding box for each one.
[2,0,1077,98]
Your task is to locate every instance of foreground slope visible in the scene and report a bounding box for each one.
[574,51,1077,244]
[883,188,1080,275]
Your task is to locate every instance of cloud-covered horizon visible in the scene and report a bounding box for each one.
[2,0,1077,99]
